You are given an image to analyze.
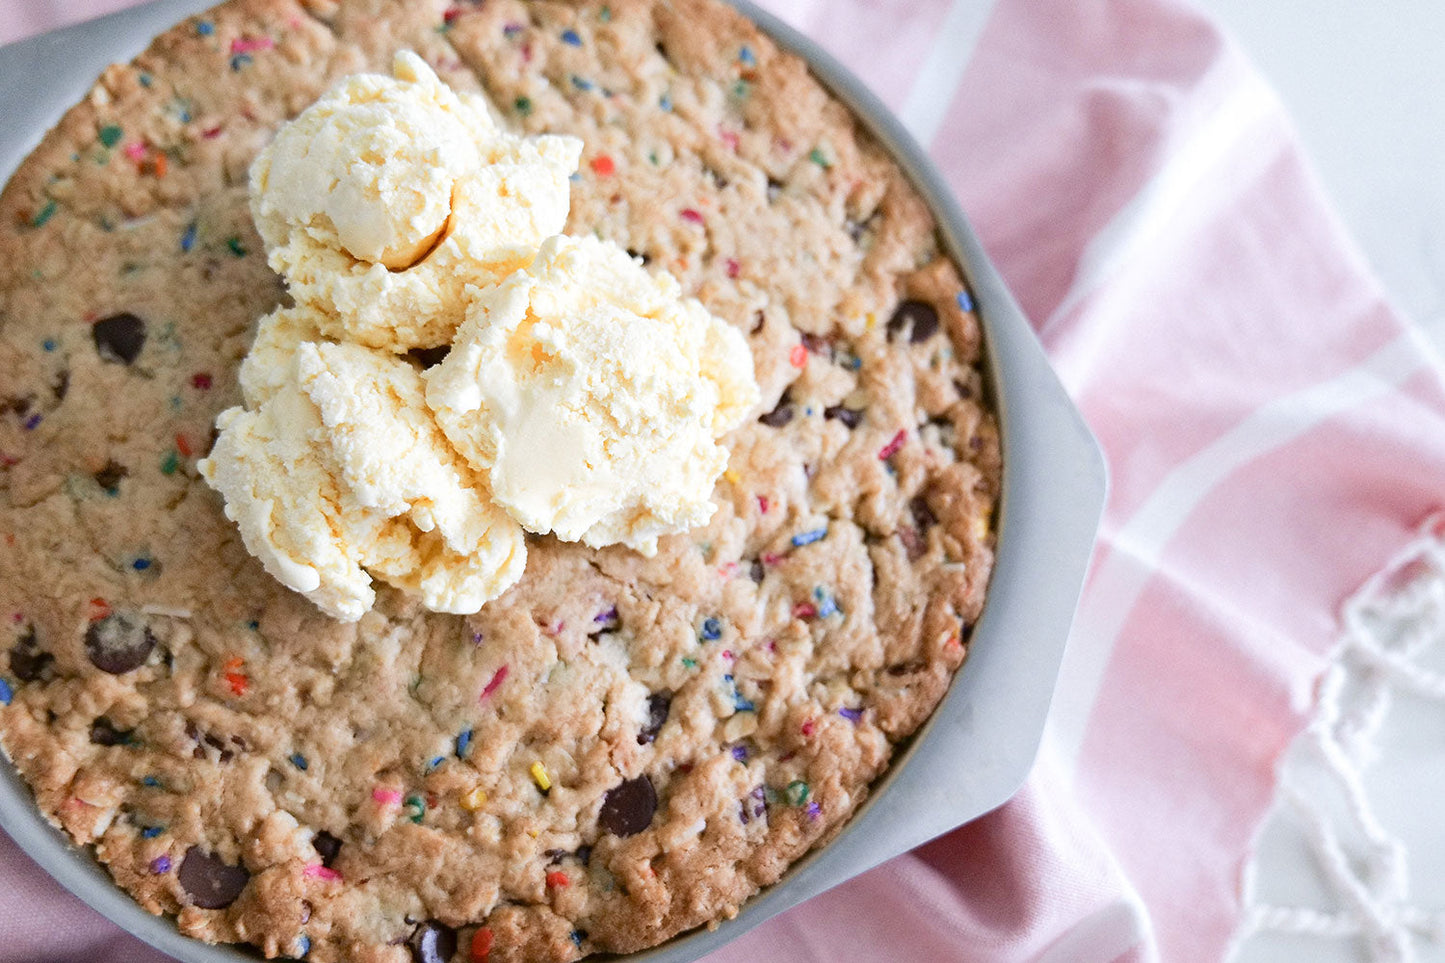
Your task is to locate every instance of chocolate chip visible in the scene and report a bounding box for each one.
[824,405,862,429]
[9,629,53,683]
[177,846,249,909]
[84,614,155,674]
[598,775,657,837]
[52,369,69,402]
[407,345,449,369]
[910,495,937,532]
[93,459,127,493]
[89,716,133,746]
[637,692,671,746]
[312,831,342,868]
[408,921,457,963]
[886,300,939,343]
[758,394,794,428]
[92,313,147,364]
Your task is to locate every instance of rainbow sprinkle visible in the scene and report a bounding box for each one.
[29,200,58,228]
[813,586,839,618]
[290,752,308,770]
[546,870,570,888]
[303,864,341,881]
[98,125,123,149]
[180,222,197,252]
[956,290,975,312]
[513,96,533,115]
[226,236,247,257]
[295,935,311,958]
[142,825,164,839]
[404,795,426,824]
[680,208,704,225]
[456,728,473,758]
[530,761,552,792]
[838,706,863,724]
[0,679,11,706]
[570,74,594,91]
[372,787,403,805]
[700,617,722,641]
[480,665,509,700]
[791,527,827,548]
[561,28,582,46]
[788,343,807,368]
[878,429,907,460]
[460,786,487,811]
[150,855,171,874]
[806,800,822,820]
[785,780,810,806]
[739,45,756,66]
[195,20,214,36]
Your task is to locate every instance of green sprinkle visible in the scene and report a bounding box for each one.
[98,125,123,149]
[599,5,613,21]
[785,780,810,806]
[648,151,659,166]
[732,80,750,99]
[226,236,247,257]
[809,147,832,169]
[514,96,533,116]
[404,795,425,824]
[29,200,58,228]
[160,451,180,476]
[681,657,698,669]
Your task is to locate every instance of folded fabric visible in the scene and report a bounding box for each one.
[5,1,1445,962]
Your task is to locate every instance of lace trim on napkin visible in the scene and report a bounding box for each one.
[1236,514,1445,961]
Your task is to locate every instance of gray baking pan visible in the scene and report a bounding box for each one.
[0,3,1107,961]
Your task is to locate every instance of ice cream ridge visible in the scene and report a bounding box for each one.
[198,52,760,622]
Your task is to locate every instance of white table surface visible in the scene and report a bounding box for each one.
[1191,3,1445,962]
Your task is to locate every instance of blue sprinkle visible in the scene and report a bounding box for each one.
[139,73,152,88]
[561,28,582,46]
[724,675,756,712]
[739,45,756,66]
[791,527,827,548]
[570,74,594,91]
[502,23,524,38]
[141,825,163,839]
[142,776,161,788]
[731,745,748,761]
[247,620,260,631]
[22,414,41,431]
[0,678,12,706]
[659,93,673,112]
[956,290,975,312]
[838,706,863,724]
[290,753,308,771]
[230,53,252,71]
[132,558,152,571]
[847,355,863,371]
[569,931,583,948]
[700,617,722,641]
[41,338,56,352]
[196,20,214,36]
[568,172,582,182]
[456,728,473,758]
[813,586,839,618]
[427,755,445,772]
[296,935,311,958]
[180,222,197,253]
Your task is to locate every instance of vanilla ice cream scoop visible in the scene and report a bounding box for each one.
[424,235,760,555]
[251,51,581,352]
[199,341,527,621]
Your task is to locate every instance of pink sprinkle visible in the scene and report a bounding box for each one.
[721,649,735,661]
[680,208,704,225]
[304,864,342,881]
[718,127,739,151]
[761,552,784,567]
[481,665,509,700]
[801,719,816,737]
[10,612,22,624]
[725,258,740,279]
[757,496,770,514]
[793,602,817,620]
[371,787,402,805]
[230,36,274,54]
[202,125,224,140]
[878,429,907,461]
[123,142,148,161]
[717,562,737,578]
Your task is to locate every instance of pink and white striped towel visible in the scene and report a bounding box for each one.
[4,1,1445,961]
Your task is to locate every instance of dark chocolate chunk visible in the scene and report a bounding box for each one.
[824,405,862,429]
[598,775,657,837]
[910,495,938,533]
[52,369,69,402]
[407,345,449,369]
[93,459,127,493]
[886,299,940,343]
[758,393,794,428]
[9,628,53,683]
[408,920,457,963]
[312,831,342,868]
[89,717,134,746]
[92,313,147,364]
[177,846,249,909]
[84,614,155,674]
[637,692,671,746]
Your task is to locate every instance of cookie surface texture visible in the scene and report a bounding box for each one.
[0,1,1001,961]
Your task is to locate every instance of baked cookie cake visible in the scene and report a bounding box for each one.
[0,1,1000,961]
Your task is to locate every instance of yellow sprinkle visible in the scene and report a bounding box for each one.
[723,469,741,485]
[530,761,552,791]
[865,312,877,330]
[460,786,487,811]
